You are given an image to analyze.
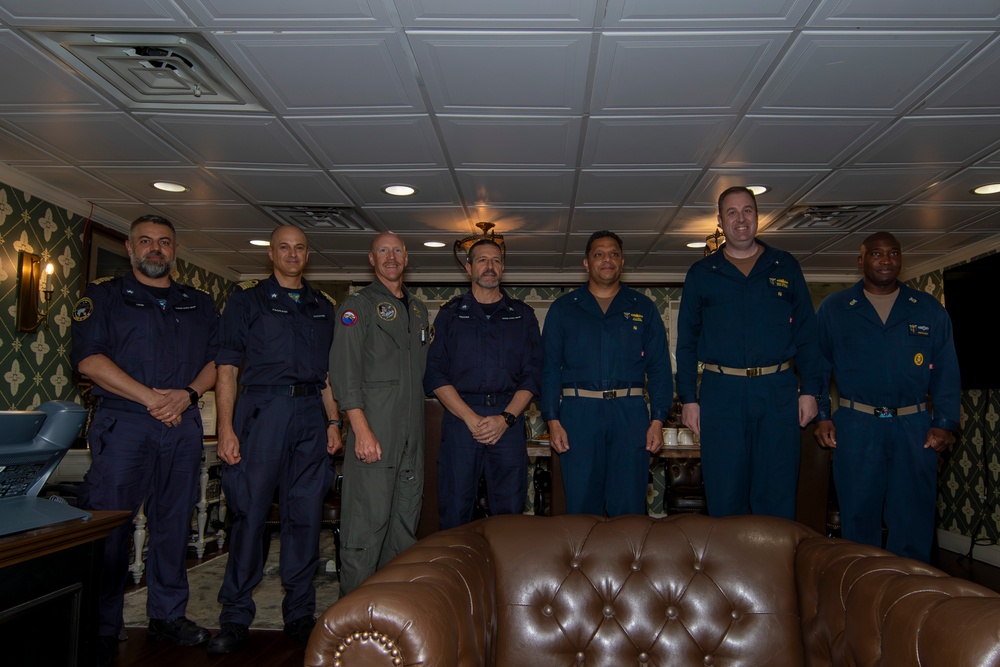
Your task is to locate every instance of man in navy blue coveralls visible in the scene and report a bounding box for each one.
[815,232,959,562]
[208,225,342,654]
[541,231,672,516]
[424,239,542,529]
[677,187,822,520]
[72,215,218,664]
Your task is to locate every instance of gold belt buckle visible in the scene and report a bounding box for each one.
[602,390,617,399]
[746,367,762,377]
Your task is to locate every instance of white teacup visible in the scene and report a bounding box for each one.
[662,427,678,447]
[678,428,695,446]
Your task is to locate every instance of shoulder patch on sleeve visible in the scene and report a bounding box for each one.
[72,297,94,321]
[340,310,359,327]
[237,279,259,291]
[320,291,337,307]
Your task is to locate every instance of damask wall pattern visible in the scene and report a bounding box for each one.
[0,180,233,412]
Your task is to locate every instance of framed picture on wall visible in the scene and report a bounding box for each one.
[81,223,130,291]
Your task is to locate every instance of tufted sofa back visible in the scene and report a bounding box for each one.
[307,514,1000,667]
[480,513,812,665]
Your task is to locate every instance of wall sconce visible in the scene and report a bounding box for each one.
[16,252,55,333]
[453,221,506,267]
[704,227,726,256]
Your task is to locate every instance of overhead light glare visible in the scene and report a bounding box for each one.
[972,183,1000,195]
[249,239,270,246]
[382,184,417,197]
[747,185,770,196]
[687,241,707,249]
[151,180,190,193]
[423,241,446,248]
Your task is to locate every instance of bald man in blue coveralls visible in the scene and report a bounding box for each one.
[677,186,822,520]
[542,231,672,516]
[815,232,959,562]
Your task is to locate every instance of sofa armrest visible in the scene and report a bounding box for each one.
[306,530,496,667]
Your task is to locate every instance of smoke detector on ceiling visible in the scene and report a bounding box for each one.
[778,204,890,232]
[28,31,264,111]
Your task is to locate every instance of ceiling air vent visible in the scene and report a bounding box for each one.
[28,31,264,111]
[265,206,375,232]
[776,204,890,232]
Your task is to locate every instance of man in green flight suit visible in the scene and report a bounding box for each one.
[330,232,430,594]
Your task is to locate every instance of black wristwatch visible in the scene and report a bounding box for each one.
[501,411,517,428]
[184,386,199,405]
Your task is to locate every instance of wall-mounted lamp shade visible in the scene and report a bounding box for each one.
[16,252,43,333]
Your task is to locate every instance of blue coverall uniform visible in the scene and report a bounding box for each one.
[676,241,822,520]
[541,284,672,516]
[71,272,218,637]
[817,281,960,561]
[215,275,336,627]
[424,290,542,529]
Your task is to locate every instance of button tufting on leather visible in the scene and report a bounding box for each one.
[731,610,741,620]
[631,560,641,571]
[570,559,581,569]
[603,605,614,617]
[638,652,650,663]
[666,606,678,619]
[704,656,714,665]
[542,604,554,616]
[693,561,703,571]
[576,651,586,663]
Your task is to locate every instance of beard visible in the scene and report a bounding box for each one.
[475,272,499,289]
[132,251,174,279]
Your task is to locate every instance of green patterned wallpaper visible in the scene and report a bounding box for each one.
[0,180,233,411]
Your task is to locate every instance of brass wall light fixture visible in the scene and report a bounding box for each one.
[16,252,55,332]
[453,221,505,267]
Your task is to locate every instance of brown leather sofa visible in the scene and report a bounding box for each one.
[305,514,1000,666]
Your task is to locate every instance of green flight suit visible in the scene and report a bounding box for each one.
[330,279,429,594]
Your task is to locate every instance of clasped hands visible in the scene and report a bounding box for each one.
[147,388,187,427]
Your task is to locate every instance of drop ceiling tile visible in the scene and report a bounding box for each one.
[154,202,278,232]
[407,31,593,115]
[603,0,814,29]
[4,112,187,164]
[365,206,469,233]
[209,168,351,205]
[576,170,700,206]
[591,32,790,114]
[717,115,887,166]
[12,166,134,202]
[396,0,599,28]
[0,0,192,27]
[803,167,951,204]
[852,116,1000,166]
[808,0,1000,28]
[288,115,446,169]
[583,116,735,168]
[913,167,1000,203]
[455,170,574,206]
[919,38,1000,114]
[438,116,582,168]
[571,207,671,233]
[83,166,243,203]
[0,32,111,111]
[754,31,992,114]
[869,204,997,232]
[336,170,460,206]
[212,31,426,114]
[176,0,392,28]
[142,113,318,167]
[687,170,828,207]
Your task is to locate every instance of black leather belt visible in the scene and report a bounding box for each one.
[460,392,512,407]
[241,384,319,397]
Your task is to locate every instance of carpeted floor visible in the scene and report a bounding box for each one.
[124,531,339,630]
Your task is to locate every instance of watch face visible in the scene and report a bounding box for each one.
[503,412,516,427]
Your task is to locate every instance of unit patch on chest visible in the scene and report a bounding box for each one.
[377,302,397,321]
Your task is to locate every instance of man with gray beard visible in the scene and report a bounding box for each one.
[72,215,218,666]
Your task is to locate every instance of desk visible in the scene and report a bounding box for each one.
[0,511,131,666]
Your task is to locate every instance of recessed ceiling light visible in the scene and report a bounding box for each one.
[687,241,708,249]
[746,185,770,196]
[151,181,190,193]
[972,183,1000,195]
[424,241,446,248]
[382,184,417,197]
[249,239,270,246]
